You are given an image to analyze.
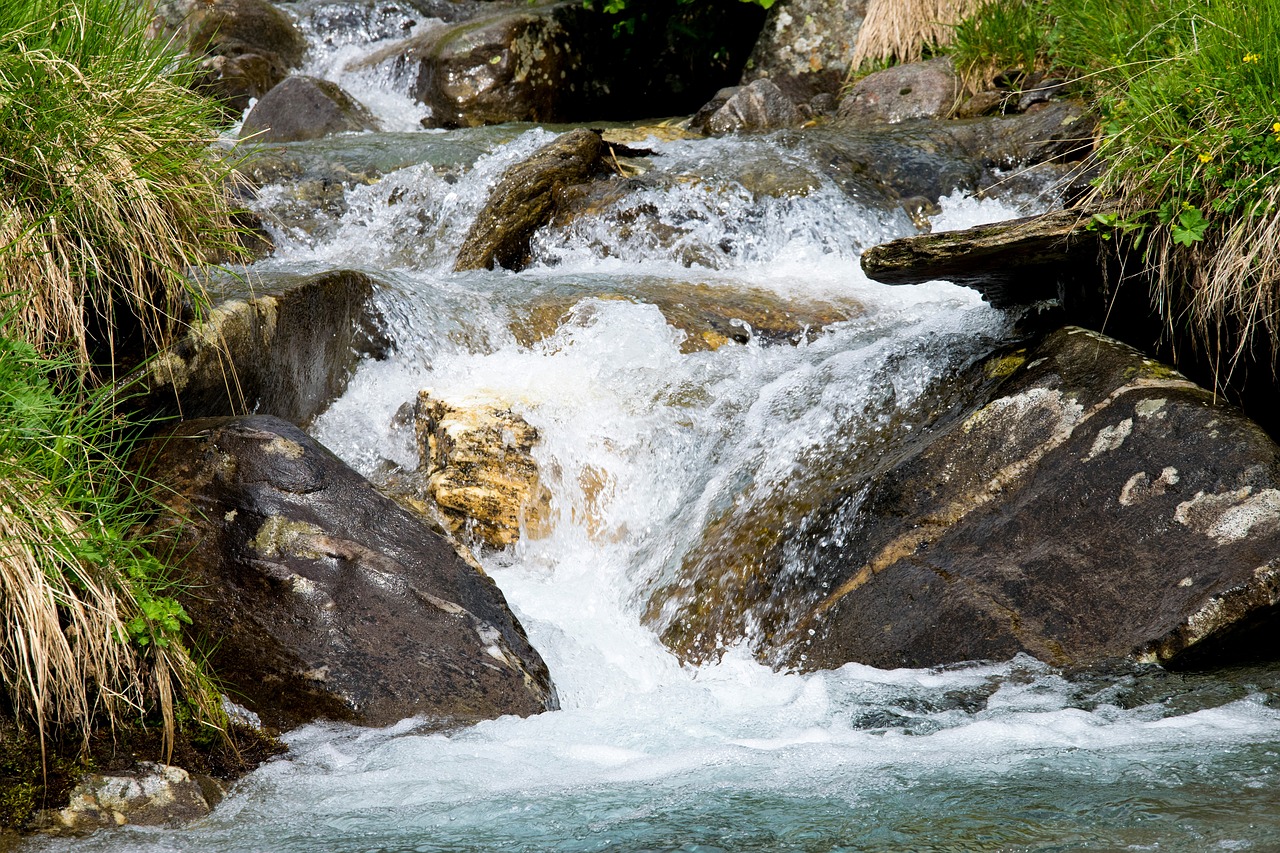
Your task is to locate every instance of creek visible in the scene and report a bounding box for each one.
[33,8,1280,851]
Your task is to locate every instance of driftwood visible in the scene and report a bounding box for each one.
[861,207,1106,307]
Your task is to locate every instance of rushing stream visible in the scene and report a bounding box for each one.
[34,9,1280,851]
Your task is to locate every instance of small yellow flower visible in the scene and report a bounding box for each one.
[1199,152,1213,164]
[1244,52,1261,63]
[1272,121,1280,133]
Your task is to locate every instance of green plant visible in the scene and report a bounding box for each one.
[950,0,1055,87]
[0,0,244,375]
[0,320,221,764]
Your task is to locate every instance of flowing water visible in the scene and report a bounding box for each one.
[35,11,1280,851]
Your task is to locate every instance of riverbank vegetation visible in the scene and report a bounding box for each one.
[949,0,1280,380]
[1,0,247,826]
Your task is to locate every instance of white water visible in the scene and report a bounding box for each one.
[39,25,1280,852]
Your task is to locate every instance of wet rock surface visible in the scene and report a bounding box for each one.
[695,78,803,135]
[454,127,607,271]
[654,328,1280,671]
[240,75,380,143]
[149,0,306,113]
[136,270,388,425]
[137,415,558,732]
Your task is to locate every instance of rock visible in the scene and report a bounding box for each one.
[861,207,1107,307]
[137,415,558,731]
[837,57,966,124]
[653,327,1280,671]
[509,282,861,354]
[149,0,306,114]
[360,4,577,128]
[413,391,551,549]
[688,86,739,134]
[954,90,1007,119]
[953,99,1098,167]
[454,128,607,272]
[741,0,868,103]
[698,78,803,135]
[1018,77,1068,112]
[134,270,389,425]
[240,76,380,143]
[41,764,214,832]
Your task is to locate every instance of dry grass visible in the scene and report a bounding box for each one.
[852,0,984,68]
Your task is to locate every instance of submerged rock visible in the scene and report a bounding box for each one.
[138,415,558,731]
[39,764,217,833]
[240,75,380,143]
[653,327,1280,671]
[454,128,607,272]
[412,391,551,549]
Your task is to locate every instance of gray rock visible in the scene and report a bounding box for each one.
[653,327,1280,671]
[701,78,803,135]
[137,415,559,731]
[42,764,214,832]
[135,269,389,425]
[837,57,966,124]
[742,0,868,103]
[241,75,380,143]
[149,0,306,114]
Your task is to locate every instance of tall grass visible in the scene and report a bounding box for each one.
[948,0,1280,382]
[0,0,244,374]
[852,0,983,68]
[0,325,222,765]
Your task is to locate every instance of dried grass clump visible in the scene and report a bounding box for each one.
[0,0,244,375]
[852,0,984,68]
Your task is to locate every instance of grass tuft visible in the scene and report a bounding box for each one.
[851,0,983,69]
[0,0,245,375]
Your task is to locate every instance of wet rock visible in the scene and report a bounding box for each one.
[40,764,215,832]
[240,75,380,143]
[697,78,803,135]
[1018,77,1068,112]
[454,128,607,272]
[953,99,1098,167]
[861,207,1107,307]
[149,0,306,114]
[654,328,1280,671]
[509,281,860,354]
[741,0,868,103]
[137,415,558,731]
[412,391,551,549]
[954,90,1007,119]
[837,58,966,124]
[135,270,388,425]
[360,4,577,128]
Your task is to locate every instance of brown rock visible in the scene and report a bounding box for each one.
[454,128,607,272]
[698,78,803,135]
[413,392,552,549]
[240,75,381,144]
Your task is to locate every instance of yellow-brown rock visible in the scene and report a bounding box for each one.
[414,392,551,549]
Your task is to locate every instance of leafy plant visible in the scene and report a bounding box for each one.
[0,319,221,763]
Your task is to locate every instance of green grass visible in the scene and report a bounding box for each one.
[0,324,223,767]
[0,0,245,376]
[948,0,1280,381]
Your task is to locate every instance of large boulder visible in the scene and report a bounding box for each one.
[240,75,380,143]
[651,327,1280,671]
[137,415,558,731]
[741,0,868,103]
[149,0,306,114]
[837,57,966,124]
[135,270,388,425]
